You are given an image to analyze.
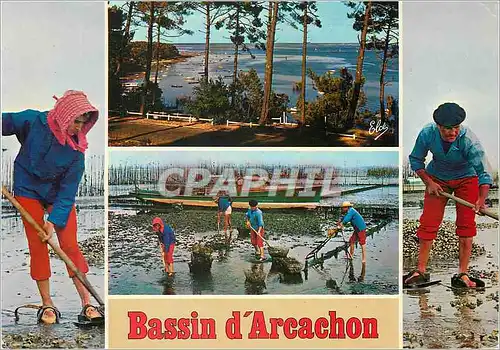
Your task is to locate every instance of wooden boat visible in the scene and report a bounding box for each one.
[130,188,322,209]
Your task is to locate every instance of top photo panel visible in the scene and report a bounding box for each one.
[108,1,399,147]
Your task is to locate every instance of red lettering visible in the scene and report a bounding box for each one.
[329,311,345,338]
[177,318,190,339]
[315,317,328,339]
[346,318,362,339]
[164,318,177,339]
[248,311,269,339]
[225,311,242,340]
[269,317,283,339]
[283,318,297,339]
[147,318,163,339]
[190,312,199,339]
[128,311,147,339]
[362,318,379,338]
[298,318,314,339]
[200,319,216,339]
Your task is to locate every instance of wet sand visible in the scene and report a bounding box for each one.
[108,207,398,295]
[1,199,105,349]
[403,204,499,349]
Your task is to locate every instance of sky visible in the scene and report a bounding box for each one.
[111,1,359,44]
[1,2,106,157]
[402,2,499,169]
[108,149,399,168]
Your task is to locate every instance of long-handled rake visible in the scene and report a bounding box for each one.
[439,191,498,221]
[2,186,105,324]
[249,225,289,258]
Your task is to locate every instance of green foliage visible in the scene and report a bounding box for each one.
[180,69,289,125]
[129,41,179,70]
[181,77,231,124]
[231,69,263,122]
[305,69,366,130]
[108,5,131,111]
[124,82,165,113]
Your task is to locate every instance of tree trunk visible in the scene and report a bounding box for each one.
[347,1,371,126]
[154,20,161,85]
[204,3,210,82]
[140,2,155,117]
[259,2,279,125]
[116,1,134,77]
[379,20,392,123]
[232,4,240,107]
[300,3,308,126]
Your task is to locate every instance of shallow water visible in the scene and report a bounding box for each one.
[156,43,399,112]
[1,205,105,349]
[323,186,399,207]
[108,208,398,296]
[403,206,499,348]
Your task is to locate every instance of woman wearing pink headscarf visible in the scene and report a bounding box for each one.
[2,90,103,324]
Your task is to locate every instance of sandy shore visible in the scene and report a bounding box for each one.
[120,52,201,82]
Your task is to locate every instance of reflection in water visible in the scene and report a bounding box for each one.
[244,264,267,294]
[349,262,366,282]
[215,247,231,262]
[161,275,176,295]
[415,294,442,348]
[454,293,484,348]
[163,285,176,295]
[278,272,303,284]
[359,262,366,282]
[191,272,214,295]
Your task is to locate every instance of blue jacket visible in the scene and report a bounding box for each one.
[159,224,176,249]
[217,195,232,212]
[341,207,367,232]
[245,208,264,230]
[409,123,493,186]
[2,110,85,227]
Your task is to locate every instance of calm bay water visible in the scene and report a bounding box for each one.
[155,43,398,113]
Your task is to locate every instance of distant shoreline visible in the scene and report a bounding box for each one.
[121,51,201,82]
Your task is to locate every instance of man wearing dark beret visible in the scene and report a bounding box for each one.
[404,102,493,289]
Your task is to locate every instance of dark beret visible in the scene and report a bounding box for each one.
[249,199,258,207]
[433,102,466,126]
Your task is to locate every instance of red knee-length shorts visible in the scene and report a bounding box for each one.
[162,243,175,264]
[417,176,479,240]
[250,228,265,248]
[16,196,89,281]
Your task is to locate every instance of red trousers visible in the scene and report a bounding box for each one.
[349,229,367,245]
[417,176,479,240]
[16,196,89,281]
[162,243,175,264]
[250,228,265,248]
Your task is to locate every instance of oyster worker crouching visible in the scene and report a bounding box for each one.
[1,90,103,324]
[404,102,493,289]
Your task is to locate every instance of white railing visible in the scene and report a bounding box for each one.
[226,120,257,127]
[146,112,214,125]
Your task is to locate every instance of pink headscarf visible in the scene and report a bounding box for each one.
[152,217,165,232]
[47,90,99,153]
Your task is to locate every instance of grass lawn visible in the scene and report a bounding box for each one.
[108,115,398,147]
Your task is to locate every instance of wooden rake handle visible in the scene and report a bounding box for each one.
[439,191,499,221]
[2,186,105,307]
[249,224,271,247]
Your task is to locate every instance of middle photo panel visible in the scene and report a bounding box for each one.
[108,149,399,296]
